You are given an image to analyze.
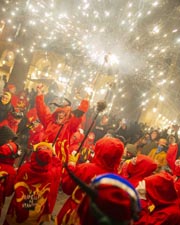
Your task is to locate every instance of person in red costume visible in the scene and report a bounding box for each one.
[125,154,157,188]
[0,109,24,133]
[0,126,21,216]
[69,131,95,164]
[69,129,85,155]
[135,171,180,225]
[16,91,29,113]
[166,142,180,174]
[26,107,44,148]
[69,173,141,225]
[6,84,19,109]
[35,84,89,161]
[3,142,61,225]
[78,131,95,163]
[55,136,124,225]
[173,159,180,199]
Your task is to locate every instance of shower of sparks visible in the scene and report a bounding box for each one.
[0,0,180,125]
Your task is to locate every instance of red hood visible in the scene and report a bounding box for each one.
[30,149,52,171]
[92,137,124,172]
[127,154,157,187]
[145,171,178,206]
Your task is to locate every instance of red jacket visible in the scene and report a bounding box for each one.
[135,172,180,225]
[0,164,16,216]
[0,113,21,133]
[0,142,18,216]
[36,95,88,161]
[166,143,178,173]
[56,137,124,224]
[126,154,157,187]
[3,150,60,225]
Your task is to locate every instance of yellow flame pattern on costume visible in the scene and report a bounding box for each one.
[6,181,51,225]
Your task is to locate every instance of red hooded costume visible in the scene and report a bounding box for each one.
[173,160,180,199]
[36,94,89,161]
[3,143,61,225]
[166,143,179,173]
[55,137,124,225]
[135,171,180,225]
[126,154,157,187]
[26,107,44,148]
[73,173,141,225]
[0,142,19,216]
[0,125,19,216]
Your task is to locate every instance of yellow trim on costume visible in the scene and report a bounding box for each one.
[33,142,54,152]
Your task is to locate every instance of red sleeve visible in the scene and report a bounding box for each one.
[35,95,52,128]
[78,99,89,113]
[61,164,77,195]
[61,163,104,195]
[166,144,178,173]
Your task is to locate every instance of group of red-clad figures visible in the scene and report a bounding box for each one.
[0,83,180,225]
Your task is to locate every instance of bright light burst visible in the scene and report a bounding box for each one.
[0,0,180,125]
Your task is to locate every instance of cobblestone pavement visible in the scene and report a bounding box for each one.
[0,191,69,225]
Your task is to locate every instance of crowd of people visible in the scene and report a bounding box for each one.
[0,81,180,225]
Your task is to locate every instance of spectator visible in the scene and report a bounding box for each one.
[148,138,168,172]
[92,114,110,143]
[141,130,159,155]
[119,143,138,179]
[115,118,129,142]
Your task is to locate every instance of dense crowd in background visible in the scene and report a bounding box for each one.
[0,79,179,225]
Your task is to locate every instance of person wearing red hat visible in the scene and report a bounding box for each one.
[125,154,157,188]
[0,126,21,216]
[70,173,141,225]
[6,84,19,109]
[35,84,89,162]
[26,107,45,148]
[135,171,180,225]
[3,142,61,225]
[16,91,29,113]
[166,142,180,174]
[55,136,124,225]
[0,108,24,133]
